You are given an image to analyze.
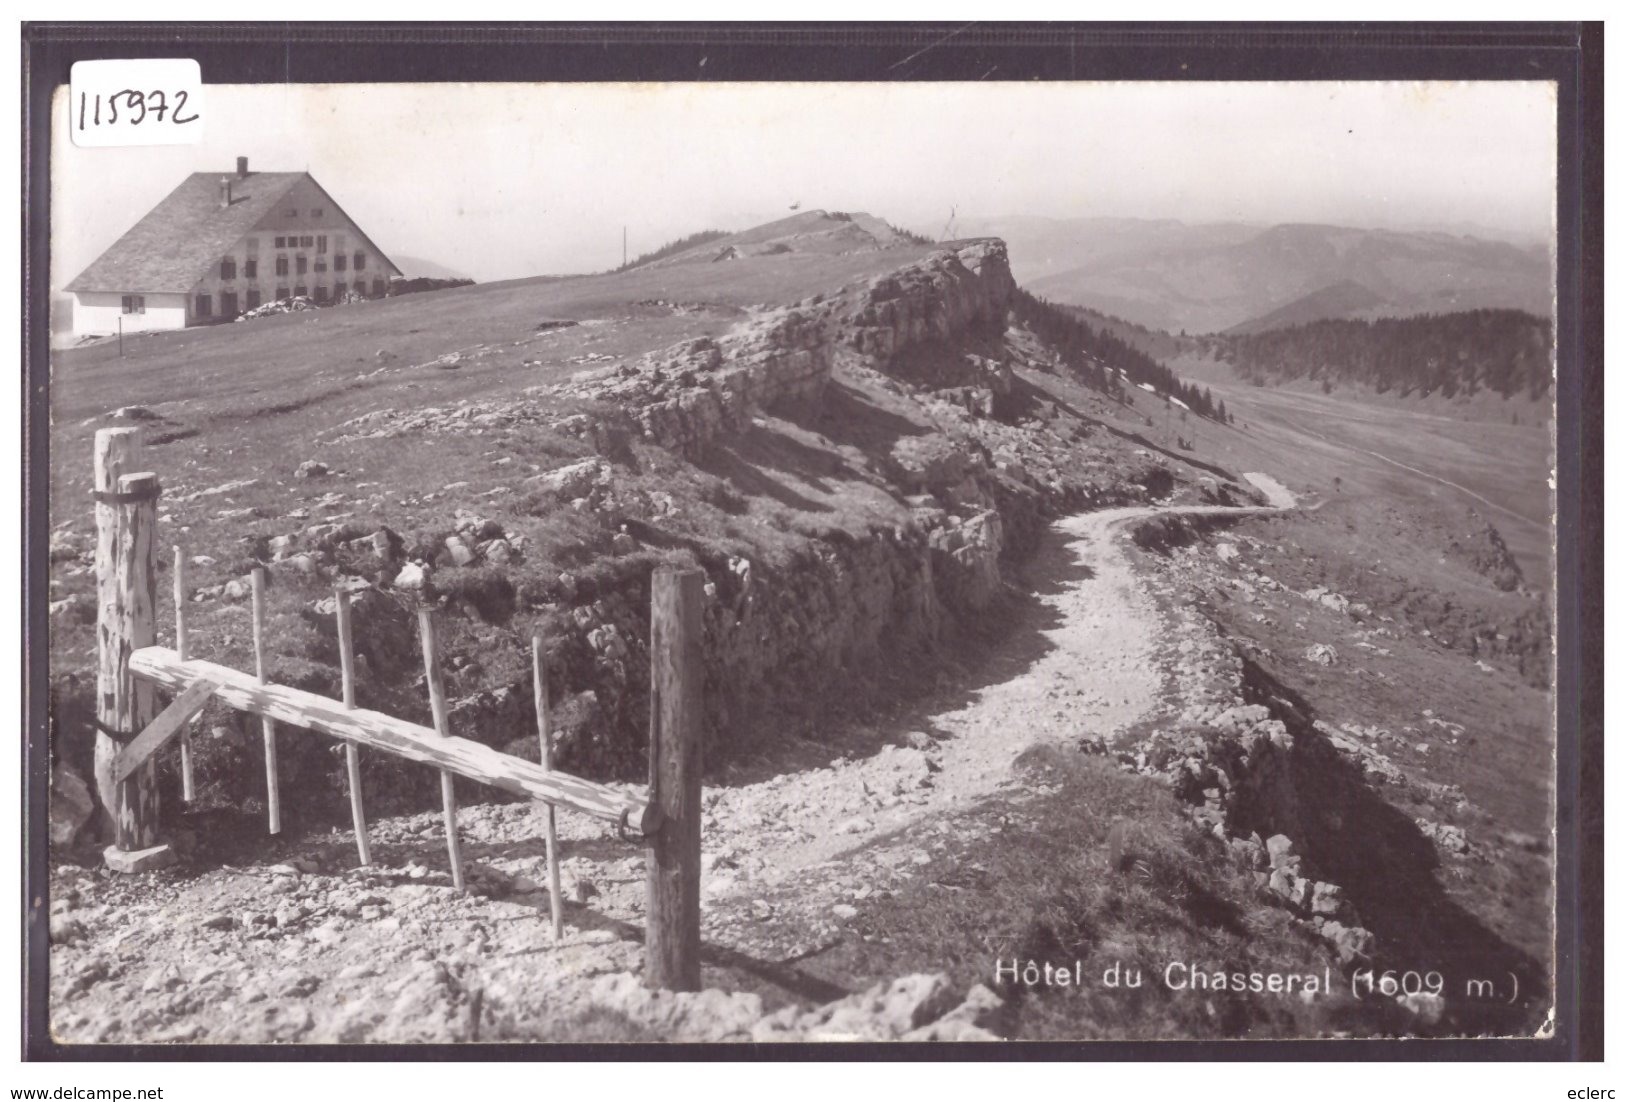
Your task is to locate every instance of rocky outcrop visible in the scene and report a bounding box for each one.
[847,240,1015,363]
[558,241,1016,459]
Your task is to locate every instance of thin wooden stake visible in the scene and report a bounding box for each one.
[532,633,563,941]
[334,588,371,867]
[417,606,465,891]
[250,566,281,834]
[645,566,704,991]
[172,547,196,802]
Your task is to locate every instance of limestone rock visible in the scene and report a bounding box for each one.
[49,762,95,847]
[1265,834,1296,868]
[1304,644,1339,666]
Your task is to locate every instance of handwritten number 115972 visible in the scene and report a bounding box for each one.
[78,89,200,130]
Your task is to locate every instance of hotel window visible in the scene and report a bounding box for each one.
[195,294,212,318]
[317,235,328,255]
[244,259,258,279]
[274,236,286,248]
[314,285,329,304]
[296,256,307,275]
[334,254,347,272]
[354,252,367,270]
[246,289,261,310]
[275,257,289,276]
[301,235,314,248]
[220,258,236,280]
[334,280,347,298]
[312,208,324,219]
[120,295,145,314]
[275,286,289,300]
[371,278,385,297]
[293,284,307,298]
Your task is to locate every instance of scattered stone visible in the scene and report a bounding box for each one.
[1310,881,1345,917]
[295,460,330,479]
[1304,644,1339,666]
[1319,920,1375,964]
[1265,834,1296,868]
[201,913,235,931]
[102,844,176,875]
[279,973,320,999]
[49,915,87,946]
[831,903,859,920]
[1397,991,1446,1025]
[394,562,430,590]
[49,762,95,847]
[753,973,960,1042]
[1418,819,1469,855]
[527,458,607,499]
[443,536,476,567]
[479,538,515,565]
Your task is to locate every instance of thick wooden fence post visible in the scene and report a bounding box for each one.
[94,428,170,871]
[645,566,704,991]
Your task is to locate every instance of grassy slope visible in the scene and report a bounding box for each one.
[1153,353,1553,587]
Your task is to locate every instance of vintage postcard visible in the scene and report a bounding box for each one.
[36,66,1574,1050]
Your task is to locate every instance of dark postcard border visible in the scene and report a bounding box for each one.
[20,20,1601,1063]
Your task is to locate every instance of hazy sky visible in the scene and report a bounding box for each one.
[51,80,1556,287]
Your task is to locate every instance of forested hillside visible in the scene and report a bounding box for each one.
[1012,288,1223,419]
[1205,309,1552,399]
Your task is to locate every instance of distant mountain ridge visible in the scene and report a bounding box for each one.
[1224,279,1392,335]
[953,216,1552,335]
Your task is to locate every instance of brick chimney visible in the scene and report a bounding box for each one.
[218,176,231,208]
[237,156,249,179]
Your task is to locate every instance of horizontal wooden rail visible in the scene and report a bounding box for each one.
[129,646,653,832]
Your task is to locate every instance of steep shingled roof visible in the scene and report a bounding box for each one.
[66,171,305,294]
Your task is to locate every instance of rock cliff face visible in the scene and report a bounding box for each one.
[444,242,1043,774]
[558,241,1017,459]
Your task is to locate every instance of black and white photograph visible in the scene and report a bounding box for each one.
[23,23,1600,1063]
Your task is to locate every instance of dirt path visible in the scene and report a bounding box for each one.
[714,488,1297,859]
[48,482,1293,1044]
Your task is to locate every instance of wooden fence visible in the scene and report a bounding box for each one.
[90,427,702,990]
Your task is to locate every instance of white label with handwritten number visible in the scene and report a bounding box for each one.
[70,59,203,147]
